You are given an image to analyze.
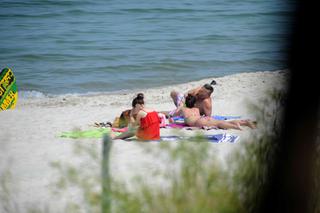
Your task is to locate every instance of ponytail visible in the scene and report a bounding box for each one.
[132,93,144,107]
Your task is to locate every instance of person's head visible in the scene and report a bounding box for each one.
[185,94,197,108]
[197,84,214,99]
[132,93,144,111]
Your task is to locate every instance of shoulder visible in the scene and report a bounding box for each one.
[181,107,188,112]
[137,110,147,118]
[181,107,190,113]
[143,108,156,113]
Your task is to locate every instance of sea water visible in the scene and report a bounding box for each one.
[0,0,295,96]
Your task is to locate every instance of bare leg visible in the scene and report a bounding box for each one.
[242,120,257,129]
[229,120,257,129]
[195,118,242,130]
[214,120,242,130]
[170,90,179,107]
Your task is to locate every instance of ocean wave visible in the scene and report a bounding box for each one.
[18,89,133,100]
[119,8,212,14]
[19,90,47,99]
[214,10,293,19]
[0,0,94,7]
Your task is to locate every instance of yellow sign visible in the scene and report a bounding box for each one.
[0,68,18,110]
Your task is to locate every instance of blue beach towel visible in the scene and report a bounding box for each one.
[213,115,241,120]
[160,133,239,143]
[171,115,241,123]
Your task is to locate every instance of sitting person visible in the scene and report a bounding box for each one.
[177,94,256,130]
[170,82,215,117]
[111,93,161,140]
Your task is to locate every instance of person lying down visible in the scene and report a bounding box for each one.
[176,94,257,130]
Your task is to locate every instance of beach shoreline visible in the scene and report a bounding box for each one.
[18,69,287,99]
[17,69,287,108]
[0,70,288,211]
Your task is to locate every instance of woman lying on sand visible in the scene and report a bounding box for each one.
[111,93,160,140]
[176,94,256,130]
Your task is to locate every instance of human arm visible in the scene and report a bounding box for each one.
[133,111,143,127]
[202,98,212,117]
[128,107,143,128]
[171,105,184,117]
[112,109,141,140]
[112,130,135,140]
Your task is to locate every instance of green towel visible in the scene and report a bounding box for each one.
[60,128,121,139]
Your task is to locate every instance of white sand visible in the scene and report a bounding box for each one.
[0,70,288,211]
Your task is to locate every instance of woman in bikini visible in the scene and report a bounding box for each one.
[179,94,256,130]
[111,93,160,140]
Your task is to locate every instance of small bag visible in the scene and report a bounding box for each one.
[112,117,120,128]
[119,109,131,128]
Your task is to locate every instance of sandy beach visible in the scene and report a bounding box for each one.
[0,70,288,211]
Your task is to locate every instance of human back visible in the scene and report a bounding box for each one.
[130,94,160,140]
[183,107,201,126]
[182,94,202,126]
[136,110,160,140]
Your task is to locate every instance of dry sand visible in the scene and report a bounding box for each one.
[0,70,288,211]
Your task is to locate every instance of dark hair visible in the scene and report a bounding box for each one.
[185,94,196,108]
[203,84,214,94]
[132,93,144,107]
[210,80,217,85]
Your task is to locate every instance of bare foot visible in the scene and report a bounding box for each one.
[235,123,242,130]
[246,120,257,129]
[110,132,116,139]
[253,121,258,129]
[202,126,210,130]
